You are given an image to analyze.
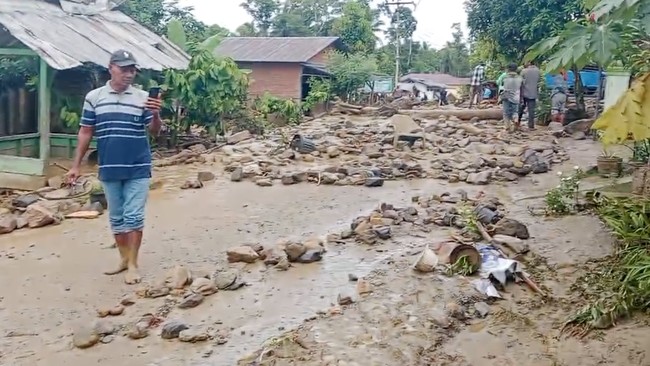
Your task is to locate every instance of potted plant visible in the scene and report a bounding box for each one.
[597,148,623,176]
[89,180,107,209]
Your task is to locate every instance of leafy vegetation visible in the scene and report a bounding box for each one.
[565,195,650,335]
[544,167,585,216]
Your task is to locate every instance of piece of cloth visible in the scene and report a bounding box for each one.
[102,178,150,234]
[470,65,485,86]
[496,72,507,92]
[81,81,153,181]
[520,65,541,99]
[518,98,537,129]
[483,87,492,99]
[551,90,567,113]
[501,72,523,104]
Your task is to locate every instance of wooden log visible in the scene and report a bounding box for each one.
[406,108,503,121]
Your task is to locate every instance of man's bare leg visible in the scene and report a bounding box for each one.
[124,230,143,284]
[104,233,130,275]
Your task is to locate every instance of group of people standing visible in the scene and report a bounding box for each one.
[469,61,568,133]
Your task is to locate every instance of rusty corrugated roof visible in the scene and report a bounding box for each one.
[0,0,189,71]
[214,37,340,63]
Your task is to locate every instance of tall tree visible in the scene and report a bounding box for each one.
[240,0,280,36]
[465,0,586,60]
[331,0,376,54]
[437,23,470,77]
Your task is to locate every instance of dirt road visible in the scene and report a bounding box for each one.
[0,138,648,366]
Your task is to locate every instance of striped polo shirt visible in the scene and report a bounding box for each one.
[81,82,153,181]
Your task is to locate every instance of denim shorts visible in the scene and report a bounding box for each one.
[502,100,518,120]
[101,178,150,234]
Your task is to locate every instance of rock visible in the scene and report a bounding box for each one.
[563,118,594,135]
[326,146,341,158]
[181,179,203,189]
[120,295,136,306]
[284,242,307,262]
[281,174,296,185]
[161,320,189,339]
[169,265,191,289]
[348,273,359,282]
[548,122,563,131]
[474,302,490,318]
[72,325,100,349]
[12,194,39,208]
[492,234,529,254]
[493,218,530,239]
[466,171,491,185]
[48,176,64,188]
[197,171,215,182]
[356,279,372,295]
[92,319,116,335]
[178,293,204,309]
[0,215,17,234]
[231,167,243,182]
[213,270,242,290]
[365,177,384,187]
[296,249,324,263]
[572,131,586,140]
[274,256,290,271]
[227,130,253,144]
[190,277,217,296]
[100,335,115,344]
[337,291,355,305]
[23,203,58,228]
[255,178,273,187]
[145,284,170,298]
[320,172,339,184]
[96,305,124,317]
[126,322,149,339]
[226,246,259,263]
[179,328,210,343]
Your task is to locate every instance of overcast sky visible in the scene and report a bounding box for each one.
[177,0,468,49]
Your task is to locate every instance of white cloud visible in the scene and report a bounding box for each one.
[178,0,468,49]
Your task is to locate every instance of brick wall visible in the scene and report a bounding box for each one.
[238,62,302,100]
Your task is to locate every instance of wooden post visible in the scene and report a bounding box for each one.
[38,57,50,161]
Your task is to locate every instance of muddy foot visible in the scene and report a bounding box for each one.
[104,262,128,276]
[124,269,141,285]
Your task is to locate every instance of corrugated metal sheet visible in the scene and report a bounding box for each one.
[214,37,340,63]
[400,73,470,86]
[0,0,189,71]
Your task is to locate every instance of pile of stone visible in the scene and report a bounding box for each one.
[226,238,326,271]
[209,113,569,187]
[0,187,104,235]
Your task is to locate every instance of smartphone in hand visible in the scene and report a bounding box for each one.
[148,86,161,99]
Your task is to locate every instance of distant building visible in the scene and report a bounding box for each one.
[361,74,394,94]
[213,37,343,100]
[399,73,471,97]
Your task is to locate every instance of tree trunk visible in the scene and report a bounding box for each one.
[408,108,503,121]
[572,65,586,112]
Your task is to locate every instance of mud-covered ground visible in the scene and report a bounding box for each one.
[1,130,648,366]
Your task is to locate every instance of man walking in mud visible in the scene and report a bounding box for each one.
[66,50,162,284]
[518,61,541,130]
[501,63,523,132]
[469,61,486,109]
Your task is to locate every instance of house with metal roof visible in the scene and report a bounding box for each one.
[0,0,190,190]
[213,37,343,100]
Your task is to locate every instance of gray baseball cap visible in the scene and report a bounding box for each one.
[109,49,139,68]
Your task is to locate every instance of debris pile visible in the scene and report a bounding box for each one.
[192,113,570,187]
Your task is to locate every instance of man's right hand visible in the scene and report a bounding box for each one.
[65,166,80,184]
